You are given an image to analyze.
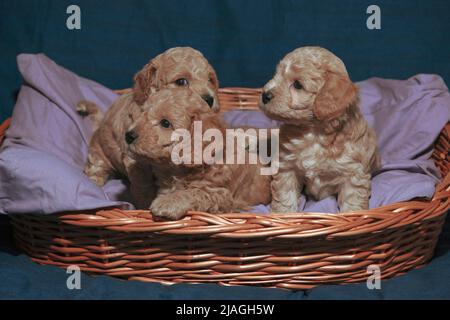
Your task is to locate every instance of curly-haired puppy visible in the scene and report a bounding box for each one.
[82,47,219,208]
[133,47,220,110]
[79,46,220,126]
[259,46,379,213]
[127,88,271,220]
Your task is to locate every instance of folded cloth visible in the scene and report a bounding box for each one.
[1,54,449,214]
[0,54,131,214]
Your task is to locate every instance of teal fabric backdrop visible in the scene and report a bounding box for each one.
[1,0,450,121]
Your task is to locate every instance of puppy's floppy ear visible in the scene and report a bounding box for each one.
[133,61,159,105]
[313,72,358,120]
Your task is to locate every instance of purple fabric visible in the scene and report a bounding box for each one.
[0,54,132,214]
[1,54,449,215]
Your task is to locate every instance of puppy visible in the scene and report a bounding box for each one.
[259,46,379,213]
[133,47,220,110]
[127,88,271,220]
[78,46,220,129]
[82,47,219,208]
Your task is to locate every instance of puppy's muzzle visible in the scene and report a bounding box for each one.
[202,94,214,108]
[125,130,138,144]
[262,91,274,104]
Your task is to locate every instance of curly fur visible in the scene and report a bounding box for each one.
[127,88,271,220]
[82,47,219,208]
[259,46,380,213]
[133,47,220,111]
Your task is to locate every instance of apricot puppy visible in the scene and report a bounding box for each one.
[260,46,379,213]
[127,88,271,220]
[82,47,219,208]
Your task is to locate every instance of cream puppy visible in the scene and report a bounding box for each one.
[259,46,379,213]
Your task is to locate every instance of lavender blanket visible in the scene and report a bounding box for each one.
[1,54,449,215]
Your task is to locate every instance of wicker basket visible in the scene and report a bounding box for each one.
[2,87,450,290]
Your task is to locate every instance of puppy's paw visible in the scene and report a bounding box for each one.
[76,102,89,117]
[150,195,193,220]
[90,176,106,186]
[76,100,99,117]
[270,201,298,213]
[339,202,368,213]
[84,166,108,186]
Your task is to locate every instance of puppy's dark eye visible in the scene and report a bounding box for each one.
[175,78,188,86]
[160,119,172,128]
[293,80,303,90]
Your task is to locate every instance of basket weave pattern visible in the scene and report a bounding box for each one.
[3,88,450,290]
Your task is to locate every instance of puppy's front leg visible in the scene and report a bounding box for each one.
[270,169,301,213]
[150,187,234,220]
[125,157,156,209]
[338,173,371,212]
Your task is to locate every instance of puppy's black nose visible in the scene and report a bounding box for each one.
[262,91,274,104]
[125,130,138,144]
[202,95,214,108]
